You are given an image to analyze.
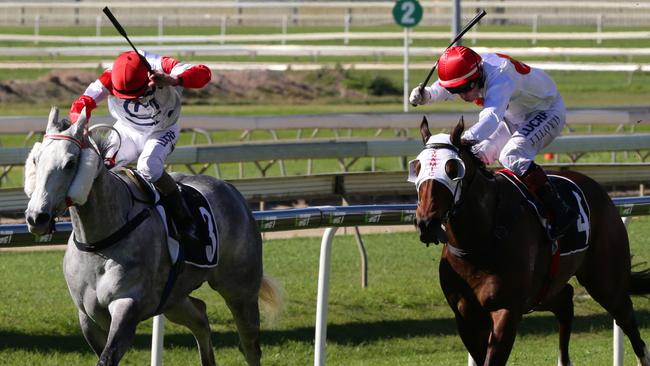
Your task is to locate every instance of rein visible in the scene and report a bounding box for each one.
[73,207,152,252]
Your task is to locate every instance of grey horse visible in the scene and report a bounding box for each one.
[24,106,282,366]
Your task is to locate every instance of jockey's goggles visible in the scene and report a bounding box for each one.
[444,79,478,94]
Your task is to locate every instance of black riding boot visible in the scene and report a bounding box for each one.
[521,163,579,240]
[154,172,202,247]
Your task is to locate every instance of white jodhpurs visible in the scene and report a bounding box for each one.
[498,96,566,176]
[107,120,180,182]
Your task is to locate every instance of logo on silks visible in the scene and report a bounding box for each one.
[365,211,382,223]
[121,97,164,126]
[0,230,13,244]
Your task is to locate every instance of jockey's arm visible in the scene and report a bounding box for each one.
[422,80,457,104]
[69,70,111,124]
[155,55,212,89]
[462,75,515,141]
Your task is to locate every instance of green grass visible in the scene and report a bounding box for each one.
[2,219,650,365]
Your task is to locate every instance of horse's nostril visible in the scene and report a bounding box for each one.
[29,212,51,227]
[416,218,430,232]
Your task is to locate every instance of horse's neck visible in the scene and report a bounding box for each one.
[69,168,133,244]
[448,171,498,246]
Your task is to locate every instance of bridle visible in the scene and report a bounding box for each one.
[41,124,121,209]
[419,142,478,225]
[43,133,85,149]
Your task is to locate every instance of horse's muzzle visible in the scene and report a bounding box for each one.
[415,217,448,245]
[25,210,55,236]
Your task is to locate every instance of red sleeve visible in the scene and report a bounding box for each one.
[98,70,112,90]
[69,95,97,124]
[177,65,212,88]
[160,56,211,88]
[69,70,110,123]
[160,56,180,74]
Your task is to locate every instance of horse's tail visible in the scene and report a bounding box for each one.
[259,273,285,326]
[629,266,650,295]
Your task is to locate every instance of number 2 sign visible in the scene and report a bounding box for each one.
[393,0,423,28]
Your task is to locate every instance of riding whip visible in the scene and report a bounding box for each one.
[412,9,487,106]
[102,6,153,73]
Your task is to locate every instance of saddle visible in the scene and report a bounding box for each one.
[496,169,591,256]
[116,168,220,268]
[496,169,591,310]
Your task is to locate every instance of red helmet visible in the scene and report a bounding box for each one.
[111,51,150,99]
[437,46,482,90]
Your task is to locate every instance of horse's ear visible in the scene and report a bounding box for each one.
[70,107,88,140]
[45,106,60,134]
[450,116,465,147]
[420,116,432,145]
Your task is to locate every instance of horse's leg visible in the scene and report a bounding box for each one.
[453,310,489,364]
[536,284,574,366]
[577,240,649,365]
[579,271,650,365]
[163,296,216,366]
[78,310,108,357]
[97,298,140,366]
[484,308,520,366]
[222,296,262,366]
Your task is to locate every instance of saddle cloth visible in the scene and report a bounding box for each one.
[118,169,220,268]
[496,170,591,256]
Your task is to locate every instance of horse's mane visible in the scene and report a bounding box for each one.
[457,138,495,179]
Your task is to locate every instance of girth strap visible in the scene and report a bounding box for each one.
[73,208,152,252]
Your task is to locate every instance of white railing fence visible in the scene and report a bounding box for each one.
[1,2,649,28]
[3,198,650,365]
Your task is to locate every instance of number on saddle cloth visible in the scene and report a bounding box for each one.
[497,170,590,255]
[169,183,220,268]
[117,168,220,267]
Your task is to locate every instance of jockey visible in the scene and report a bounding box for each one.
[409,46,577,240]
[68,50,212,247]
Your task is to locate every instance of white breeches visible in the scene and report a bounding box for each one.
[107,120,180,182]
[488,96,566,176]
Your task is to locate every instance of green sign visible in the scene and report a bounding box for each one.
[392,0,423,28]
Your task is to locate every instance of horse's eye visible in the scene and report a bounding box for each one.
[64,160,76,170]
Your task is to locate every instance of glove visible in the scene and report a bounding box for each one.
[409,84,432,105]
[148,71,180,88]
[470,140,500,165]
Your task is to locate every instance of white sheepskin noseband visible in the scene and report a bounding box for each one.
[66,148,102,206]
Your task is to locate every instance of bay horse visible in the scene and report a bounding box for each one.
[411,116,650,365]
[24,106,282,366]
